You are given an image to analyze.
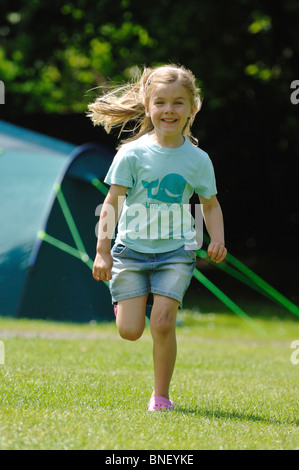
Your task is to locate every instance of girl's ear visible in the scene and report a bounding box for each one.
[190,105,197,118]
[144,103,150,117]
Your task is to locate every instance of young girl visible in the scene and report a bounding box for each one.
[88,64,227,411]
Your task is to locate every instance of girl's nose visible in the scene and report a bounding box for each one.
[164,103,174,112]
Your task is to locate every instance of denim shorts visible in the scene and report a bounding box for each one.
[109,243,196,308]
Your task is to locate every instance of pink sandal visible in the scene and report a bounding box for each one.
[147,396,174,412]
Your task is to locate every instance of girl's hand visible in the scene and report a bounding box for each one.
[207,241,227,264]
[92,252,113,281]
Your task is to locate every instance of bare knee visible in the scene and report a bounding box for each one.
[116,296,147,341]
[150,296,179,336]
[150,310,176,336]
[117,322,144,341]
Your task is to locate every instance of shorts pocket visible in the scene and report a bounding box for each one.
[190,250,197,259]
[183,248,197,261]
[111,243,127,256]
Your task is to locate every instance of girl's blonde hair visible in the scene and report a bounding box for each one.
[87,64,202,147]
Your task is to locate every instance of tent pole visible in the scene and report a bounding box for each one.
[201,232,299,317]
[193,268,267,336]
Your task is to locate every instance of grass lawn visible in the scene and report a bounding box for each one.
[0,310,298,450]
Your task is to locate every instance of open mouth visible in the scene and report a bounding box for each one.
[162,118,178,123]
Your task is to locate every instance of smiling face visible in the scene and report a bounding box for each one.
[145,81,195,148]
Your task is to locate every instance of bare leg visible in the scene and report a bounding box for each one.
[116,294,148,341]
[150,294,179,399]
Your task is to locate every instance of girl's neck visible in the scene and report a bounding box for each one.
[149,131,185,149]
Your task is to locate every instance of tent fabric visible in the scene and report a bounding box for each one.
[0,119,114,321]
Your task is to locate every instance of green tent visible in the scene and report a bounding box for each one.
[0,120,114,321]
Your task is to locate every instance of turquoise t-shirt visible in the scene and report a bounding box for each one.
[104,133,217,253]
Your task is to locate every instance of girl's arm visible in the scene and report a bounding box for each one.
[199,194,227,263]
[93,184,127,281]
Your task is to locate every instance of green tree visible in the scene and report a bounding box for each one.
[0,0,157,113]
[1,0,299,274]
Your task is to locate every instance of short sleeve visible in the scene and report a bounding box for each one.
[104,148,134,188]
[194,156,217,199]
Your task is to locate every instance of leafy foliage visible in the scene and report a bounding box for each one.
[1,0,298,114]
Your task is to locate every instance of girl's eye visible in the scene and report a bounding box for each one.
[154,101,183,105]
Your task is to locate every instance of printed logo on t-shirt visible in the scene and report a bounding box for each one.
[142,173,187,204]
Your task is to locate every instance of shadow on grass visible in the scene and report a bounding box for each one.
[176,406,299,427]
